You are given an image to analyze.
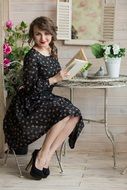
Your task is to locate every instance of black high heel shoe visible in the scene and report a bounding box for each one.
[25,149,46,180]
[43,167,50,177]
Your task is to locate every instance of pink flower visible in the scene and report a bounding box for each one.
[6,20,13,29]
[3,43,12,55]
[3,58,11,68]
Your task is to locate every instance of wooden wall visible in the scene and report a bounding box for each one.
[1,0,127,153]
[0,0,6,157]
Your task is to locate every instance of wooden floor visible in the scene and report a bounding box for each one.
[0,142,127,190]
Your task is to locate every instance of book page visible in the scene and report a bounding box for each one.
[64,48,88,79]
[64,59,88,79]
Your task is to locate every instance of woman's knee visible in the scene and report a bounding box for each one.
[71,116,80,123]
[64,116,71,122]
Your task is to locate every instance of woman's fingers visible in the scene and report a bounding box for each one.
[60,69,70,78]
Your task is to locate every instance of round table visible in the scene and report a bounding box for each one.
[57,75,127,168]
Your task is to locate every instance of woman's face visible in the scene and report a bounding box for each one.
[33,26,52,48]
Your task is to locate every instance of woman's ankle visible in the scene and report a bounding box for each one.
[35,157,45,170]
[38,148,49,159]
[43,163,49,169]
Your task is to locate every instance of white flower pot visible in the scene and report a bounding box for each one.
[82,70,88,78]
[105,57,121,78]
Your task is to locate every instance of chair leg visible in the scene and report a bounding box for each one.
[121,166,127,175]
[3,149,9,165]
[56,141,67,173]
[55,151,64,173]
[11,149,23,177]
[59,141,66,161]
[3,148,23,177]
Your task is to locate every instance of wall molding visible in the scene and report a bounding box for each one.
[0,0,7,157]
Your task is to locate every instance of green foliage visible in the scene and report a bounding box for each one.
[91,43,126,59]
[91,43,104,58]
[81,62,92,73]
[4,62,23,96]
[4,21,30,97]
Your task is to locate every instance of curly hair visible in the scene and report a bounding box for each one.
[28,16,58,58]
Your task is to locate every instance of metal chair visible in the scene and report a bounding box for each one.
[3,148,23,177]
[3,145,65,177]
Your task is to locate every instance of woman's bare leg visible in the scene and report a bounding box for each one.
[36,116,79,169]
[44,116,79,167]
[35,116,70,169]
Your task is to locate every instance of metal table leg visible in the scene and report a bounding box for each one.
[70,87,74,103]
[104,88,116,168]
[81,88,116,168]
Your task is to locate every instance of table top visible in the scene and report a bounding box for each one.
[57,75,127,89]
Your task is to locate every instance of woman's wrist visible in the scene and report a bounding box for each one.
[49,77,57,85]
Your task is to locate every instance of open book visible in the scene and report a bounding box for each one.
[64,59,88,79]
[64,48,88,80]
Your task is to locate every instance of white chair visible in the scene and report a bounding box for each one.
[3,145,65,177]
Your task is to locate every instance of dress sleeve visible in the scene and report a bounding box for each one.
[23,54,51,94]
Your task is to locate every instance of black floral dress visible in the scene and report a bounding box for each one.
[3,48,85,150]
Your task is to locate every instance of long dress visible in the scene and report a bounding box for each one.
[3,48,85,150]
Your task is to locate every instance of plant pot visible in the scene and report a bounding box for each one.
[82,70,88,78]
[105,57,121,78]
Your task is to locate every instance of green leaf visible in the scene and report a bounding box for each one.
[20,21,28,28]
[81,62,92,72]
[91,43,104,58]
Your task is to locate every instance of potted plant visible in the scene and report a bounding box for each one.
[81,62,92,78]
[91,43,126,78]
[3,20,30,98]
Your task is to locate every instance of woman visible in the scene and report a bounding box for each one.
[3,16,85,179]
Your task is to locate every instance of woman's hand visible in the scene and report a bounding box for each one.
[49,69,69,85]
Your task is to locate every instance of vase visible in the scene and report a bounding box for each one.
[82,70,88,78]
[105,57,121,78]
